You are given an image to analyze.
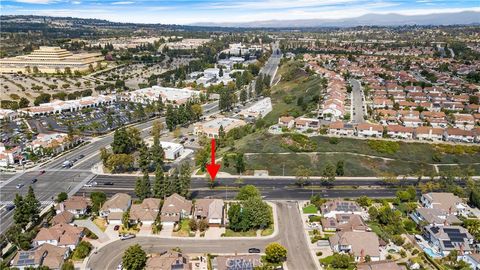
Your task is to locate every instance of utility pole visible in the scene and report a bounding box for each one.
[282,163,285,176]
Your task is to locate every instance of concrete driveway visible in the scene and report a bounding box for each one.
[74,219,109,242]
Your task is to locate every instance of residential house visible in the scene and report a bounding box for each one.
[356,123,383,138]
[410,208,461,227]
[278,116,295,129]
[100,193,132,225]
[51,211,74,226]
[445,128,475,143]
[420,192,468,215]
[33,223,84,250]
[328,121,355,136]
[160,193,193,226]
[329,231,381,262]
[294,117,319,132]
[129,198,161,226]
[55,196,91,218]
[194,199,224,227]
[321,214,369,232]
[212,254,262,270]
[454,114,475,130]
[372,98,393,109]
[11,244,69,270]
[459,253,480,270]
[145,251,189,270]
[415,127,444,141]
[386,125,414,140]
[320,200,363,218]
[424,225,474,256]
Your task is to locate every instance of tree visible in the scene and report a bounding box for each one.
[335,160,345,176]
[24,186,40,224]
[189,218,198,231]
[178,163,192,197]
[236,185,261,200]
[165,105,176,131]
[198,219,209,232]
[240,89,247,103]
[18,97,29,108]
[138,143,150,172]
[330,253,353,269]
[153,165,167,199]
[151,120,164,138]
[122,209,130,229]
[122,244,147,270]
[105,154,134,173]
[72,241,92,259]
[321,163,336,184]
[90,192,107,213]
[13,194,29,228]
[234,153,246,174]
[61,260,75,270]
[150,134,165,169]
[56,192,68,203]
[112,128,131,154]
[295,165,311,187]
[265,242,287,264]
[135,171,151,200]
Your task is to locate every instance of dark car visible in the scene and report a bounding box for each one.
[31,178,38,184]
[248,248,261,253]
[5,204,15,211]
[114,225,120,231]
[78,154,85,159]
[40,170,46,174]
[104,182,114,185]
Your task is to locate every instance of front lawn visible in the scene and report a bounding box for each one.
[223,229,257,237]
[303,204,318,214]
[93,217,107,232]
[172,219,191,237]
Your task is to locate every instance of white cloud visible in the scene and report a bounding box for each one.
[14,0,57,4]
[111,1,135,5]
[71,1,81,4]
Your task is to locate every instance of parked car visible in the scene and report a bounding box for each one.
[248,248,261,253]
[120,234,135,240]
[39,170,46,174]
[114,225,120,231]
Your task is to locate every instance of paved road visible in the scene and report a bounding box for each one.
[87,201,317,270]
[77,173,401,200]
[260,42,282,86]
[349,79,365,123]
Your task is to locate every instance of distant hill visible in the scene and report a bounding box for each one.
[191,11,480,28]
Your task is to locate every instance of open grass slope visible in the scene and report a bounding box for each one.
[223,132,480,176]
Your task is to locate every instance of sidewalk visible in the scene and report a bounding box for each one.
[297,201,324,270]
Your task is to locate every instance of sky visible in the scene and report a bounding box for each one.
[1,0,480,25]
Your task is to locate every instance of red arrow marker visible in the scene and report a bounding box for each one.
[206,138,221,181]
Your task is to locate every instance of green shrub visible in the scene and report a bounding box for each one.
[72,241,93,259]
[367,140,400,154]
[316,251,323,256]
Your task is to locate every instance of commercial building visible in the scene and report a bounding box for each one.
[194,117,246,138]
[160,141,184,160]
[238,97,272,119]
[125,86,200,107]
[0,46,103,73]
[18,95,116,117]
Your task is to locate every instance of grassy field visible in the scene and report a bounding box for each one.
[223,229,257,237]
[221,131,480,176]
[302,204,319,214]
[263,60,322,125]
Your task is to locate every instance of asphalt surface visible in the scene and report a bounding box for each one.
[87,201,317,270]
[349,79,365,123]
[76,174,401,200]
[260,42,282,86]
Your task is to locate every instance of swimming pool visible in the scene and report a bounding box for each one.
[422,246,442,258]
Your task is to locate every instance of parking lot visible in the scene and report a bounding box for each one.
[30,101,149,136]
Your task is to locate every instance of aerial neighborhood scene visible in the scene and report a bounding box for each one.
[1,0,480,269]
